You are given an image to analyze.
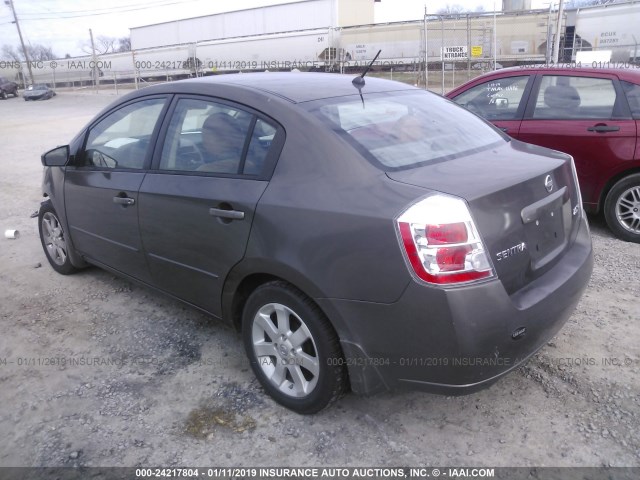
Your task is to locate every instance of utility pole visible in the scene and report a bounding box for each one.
[423,4,428,90]
[552,0,566,63]
[493,0,498,70]
[6,0,33,86]
[89,28,99,92]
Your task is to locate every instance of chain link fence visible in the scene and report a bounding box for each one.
[6,3,639,95]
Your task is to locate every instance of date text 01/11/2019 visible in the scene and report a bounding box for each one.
[131,60,417,70]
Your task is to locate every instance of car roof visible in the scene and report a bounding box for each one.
[144,72,417,103]
[473,65,640,80]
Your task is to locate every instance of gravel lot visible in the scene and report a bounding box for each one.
[0,90,639,469]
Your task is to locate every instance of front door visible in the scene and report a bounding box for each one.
[64,97,168,281]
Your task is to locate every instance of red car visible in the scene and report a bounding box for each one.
[447,66,640,243]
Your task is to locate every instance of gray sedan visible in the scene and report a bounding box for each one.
[37,73,593,413]
[24,84,56,101]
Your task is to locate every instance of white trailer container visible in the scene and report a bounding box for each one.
[574,2,640,62]
[131,0,337,49]
[195,29,333,72]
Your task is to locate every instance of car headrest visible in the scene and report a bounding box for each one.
[544,85,581,109]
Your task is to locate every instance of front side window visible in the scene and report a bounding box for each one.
[159,98,277,176]
[533,75,619,119]
[452,75,530,120]
[306,91,505,170]
[83,98,166,169]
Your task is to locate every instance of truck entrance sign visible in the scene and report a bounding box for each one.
[441,46,468,60]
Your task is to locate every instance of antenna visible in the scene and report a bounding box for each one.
[352,49,382,87]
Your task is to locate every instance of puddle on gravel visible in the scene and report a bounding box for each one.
[184,406,257,438]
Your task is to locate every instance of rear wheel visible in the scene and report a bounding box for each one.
[38,202,78,274]
[242,281,347,414]
[604,174,640,243]
[1,90,7,100]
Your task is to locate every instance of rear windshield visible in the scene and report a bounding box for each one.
[304,90,505,170]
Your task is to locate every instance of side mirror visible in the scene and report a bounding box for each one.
[494,97,509,109]
[41,145,70,167]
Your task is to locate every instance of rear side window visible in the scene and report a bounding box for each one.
[305,91,505,170]
[622,81,640,119]
[532,75,620,119]
[159,98,277,176]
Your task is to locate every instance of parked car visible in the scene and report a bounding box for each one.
[0,76,19,99]
[447,66,640,243]
[23,84,56,101]
[37,73,593,413]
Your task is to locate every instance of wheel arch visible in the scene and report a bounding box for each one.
[222,263,332,333]
[39,196,89,269]
[598,166,640,213]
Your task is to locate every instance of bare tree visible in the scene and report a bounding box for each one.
[1,45,21,62]
[436,4,465,15]
[117,37,131,52]
[28,44,55,61]
[1,43,56,62]
[79,35,118,55]
[567,0,618,6]
[97,36,117,54]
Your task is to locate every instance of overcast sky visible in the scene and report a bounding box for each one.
[1,0,550,58]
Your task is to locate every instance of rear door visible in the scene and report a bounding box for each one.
[64,96,169,281]
[518,73,637,208]
[138,96,284,317]
[449,74,534,137]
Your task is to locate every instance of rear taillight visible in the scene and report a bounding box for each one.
[396,194,494,285]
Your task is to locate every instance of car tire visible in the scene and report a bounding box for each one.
[604,173,640,243]
[1,90,7,100]
[242,281,347,414]
[38,202,79,274]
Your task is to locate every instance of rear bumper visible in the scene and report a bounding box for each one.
[317,217,593,396]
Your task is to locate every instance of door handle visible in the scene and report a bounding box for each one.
[498,126,508,132]
[209,207,244,220]
[113,196,135,206]
[587,125,620,133]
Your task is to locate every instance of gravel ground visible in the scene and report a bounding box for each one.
[0,91,639,469]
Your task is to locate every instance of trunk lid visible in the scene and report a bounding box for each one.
[387,140,583,294]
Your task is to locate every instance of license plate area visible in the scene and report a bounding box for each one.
[521,187,570,270]
[524,206,565,265]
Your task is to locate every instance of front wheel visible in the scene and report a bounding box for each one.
[38,202,79,274]
[604,174,640,243]
[1,90,7,100]
[242,281,347,414]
